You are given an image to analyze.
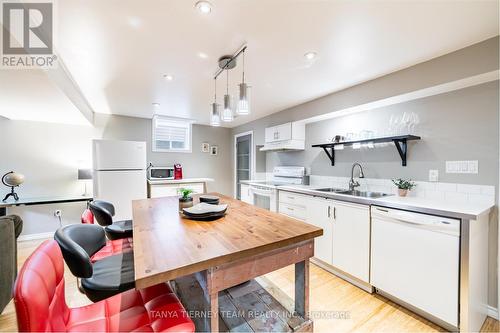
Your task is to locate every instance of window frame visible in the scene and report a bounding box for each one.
[152,115,193,153]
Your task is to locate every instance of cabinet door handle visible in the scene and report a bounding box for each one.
[287,196,295,200]
[287,207,294,211]
[328,206,331,218]
[333,207,337,220]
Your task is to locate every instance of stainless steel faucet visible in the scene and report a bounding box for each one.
[349,163,365,191]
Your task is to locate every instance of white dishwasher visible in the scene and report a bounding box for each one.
[370,206,460,328]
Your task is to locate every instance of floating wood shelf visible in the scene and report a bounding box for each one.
[312,135,421,167]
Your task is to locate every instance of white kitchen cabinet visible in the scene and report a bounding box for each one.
[278,191,309,221]
[240,184,252,204]
[331,201,371,283]
[279,202,307,221]
[148,182,205,198]
[264,122,305,143]
[306,197,334,265]
[279,191,309,207]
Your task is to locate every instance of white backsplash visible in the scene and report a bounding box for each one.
[309,175,496,205]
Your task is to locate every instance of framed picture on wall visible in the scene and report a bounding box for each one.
[201,142,210,153]
[210,146,218,155]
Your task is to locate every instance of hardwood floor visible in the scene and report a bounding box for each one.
[1,238,498,332]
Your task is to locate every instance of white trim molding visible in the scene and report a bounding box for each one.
[18,231,54,242]
[299,70,500,125]
[233,131,255,198]
[487,305,499,320]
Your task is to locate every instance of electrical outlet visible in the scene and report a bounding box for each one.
[54,209,62,217]
[429,169,439,182]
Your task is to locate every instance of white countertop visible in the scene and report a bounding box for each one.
[148,178,214,185]
[278,184,493,220]
[371,195,493,220]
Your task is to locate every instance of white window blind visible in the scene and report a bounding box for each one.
[152,116,192,152]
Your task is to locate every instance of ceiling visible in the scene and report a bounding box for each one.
[0,69,89,125]
[2,0,499,127]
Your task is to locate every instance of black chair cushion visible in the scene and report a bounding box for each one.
[81,251,135,302]
[104,220,133,240]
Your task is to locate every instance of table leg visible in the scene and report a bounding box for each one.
[295,259,310,319]
[209,291,219,332]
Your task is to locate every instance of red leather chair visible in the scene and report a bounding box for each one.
[13,240,195,332]
[81,208,133,262]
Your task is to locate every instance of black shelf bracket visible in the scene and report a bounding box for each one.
[322,147,335,166]
[393,139,408,166]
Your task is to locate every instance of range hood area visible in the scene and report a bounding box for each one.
[260,121,305,151]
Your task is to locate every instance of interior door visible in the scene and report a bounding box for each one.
[306,197,333,264]
[235,134,252,199]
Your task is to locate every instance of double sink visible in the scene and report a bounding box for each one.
[312,188,391,199]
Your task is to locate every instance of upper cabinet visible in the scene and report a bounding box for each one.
[261,122,305,151]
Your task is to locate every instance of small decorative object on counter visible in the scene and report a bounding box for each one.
[174,163,183,179]
[178,188,194,211]
[199,195,220,205]
[2,171,25,202]
[183,202,228,221]
[392,178,416,197]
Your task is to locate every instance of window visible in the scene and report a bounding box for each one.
[152,116,192,152]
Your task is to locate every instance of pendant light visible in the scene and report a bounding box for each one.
[237,49,250,115]
[210,78,221,126]
[222,69,233,122]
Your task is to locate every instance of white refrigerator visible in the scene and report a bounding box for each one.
[92,139,147,220]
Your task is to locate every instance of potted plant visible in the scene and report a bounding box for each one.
[391,178,416,197]
[178,188,194,211]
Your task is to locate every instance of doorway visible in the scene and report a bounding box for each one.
[234,131,254,199]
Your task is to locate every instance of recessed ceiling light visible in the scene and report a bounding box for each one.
[152,103,160,107]
[198,52,208,59]
[304,52,317,60]
[195,1,212,14]
[163,74,174,81]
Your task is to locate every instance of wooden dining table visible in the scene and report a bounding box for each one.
[132,193,323,332]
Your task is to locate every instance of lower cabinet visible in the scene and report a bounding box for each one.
[306,196,334,265]
[149,182,205,198]
[331,201,370,283]
[282,191,371,284]
[240,184,253,204]
[278,191,309,221]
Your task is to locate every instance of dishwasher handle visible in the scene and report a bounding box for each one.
[372,206,460,235]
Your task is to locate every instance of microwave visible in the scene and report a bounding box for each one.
[148,166,174,180]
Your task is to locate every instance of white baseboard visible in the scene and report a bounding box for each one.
[18,231,54,242]
[487,305,499,320]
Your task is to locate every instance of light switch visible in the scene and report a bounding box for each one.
[445,160,479,174]
[429,169,439,182]
[468,160,478,174]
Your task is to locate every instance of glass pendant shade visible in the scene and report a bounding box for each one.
[237,83,250,115]
[222,94,233,122]
[210,103,221,126]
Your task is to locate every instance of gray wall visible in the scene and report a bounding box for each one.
[1,114,232,235]
[231,37,499,309]
[268,82,499,185]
